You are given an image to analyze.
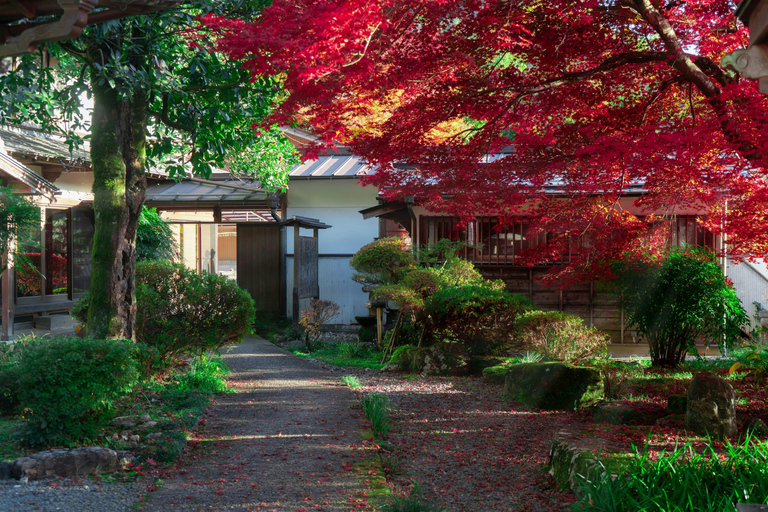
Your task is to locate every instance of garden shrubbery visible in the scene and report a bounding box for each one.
[73,260,255,368]
[611,248,747,367]
[514,311,610,364]
[428,284,532,354]
[4,337,139,446]
[135,260,255,360]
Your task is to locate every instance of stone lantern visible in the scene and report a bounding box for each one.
[722,0,768,93]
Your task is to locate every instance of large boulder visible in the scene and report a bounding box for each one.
[421,342,470,376]
[504,362,603,410]
[685,372,737,440]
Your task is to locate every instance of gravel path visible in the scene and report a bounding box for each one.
[141,337,369,511]
[0,478,146,512]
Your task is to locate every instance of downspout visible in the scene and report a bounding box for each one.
[268,193,282,222]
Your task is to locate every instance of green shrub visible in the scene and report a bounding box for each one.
[0,335,37,415]
[361,393,392,438]
[514,311,609,363]
[74,261,255,366]
[350,237,415,284]
[611,248,747,368]
[136,206,177,261]
[15,337,139,446]
[389,345,425,372]
[427,285,532,354]
[0,365,21,415]
[358,326,375,344]
[136,260,255,360]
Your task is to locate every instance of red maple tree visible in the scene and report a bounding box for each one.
[204,0,768,280]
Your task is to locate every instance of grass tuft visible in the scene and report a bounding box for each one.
[341,375,363,389]
[573,435,768,511]
[361,393,392,438]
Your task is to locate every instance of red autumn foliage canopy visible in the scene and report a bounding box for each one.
[203,0,768,280]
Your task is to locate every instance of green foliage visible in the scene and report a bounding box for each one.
[0,418,24,462]
[135,260,255,360]
[136,206,177,261]
[389,345,425,372]
[611,249,748,368]
[428,285,532,354]
[0,3,296,183]
[358,326,375,344]
[0,188,39,258]
[14,337,139,446]
[573,436,768,512]
[299,299,340,351]
[350,237,415,284]
[361,393,392,438]
[514,311,610,364]
[76,261,255,365]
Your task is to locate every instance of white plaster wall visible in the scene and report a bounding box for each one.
[50,173,93,193]
[727,258,768,317]
[284,179,379,324]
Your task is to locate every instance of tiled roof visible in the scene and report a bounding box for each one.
[0,126,90,165]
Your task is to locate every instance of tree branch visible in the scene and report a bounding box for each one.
[478,51,668,97]
[149,94,195,133]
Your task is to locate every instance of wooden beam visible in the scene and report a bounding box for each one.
[8,0,37,19]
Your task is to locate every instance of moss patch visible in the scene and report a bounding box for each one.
[505,362,603,410]
[482,365,508,385]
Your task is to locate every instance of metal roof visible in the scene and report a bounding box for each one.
[145,178,268,206]
[289,155,372,179]
[0,126,90,165]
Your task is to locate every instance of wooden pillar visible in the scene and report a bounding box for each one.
[2,240,15,341]
[292,223,300,329]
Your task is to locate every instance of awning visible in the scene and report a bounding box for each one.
[145,178,269,208]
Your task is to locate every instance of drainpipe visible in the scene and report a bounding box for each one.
[268,193,282,222]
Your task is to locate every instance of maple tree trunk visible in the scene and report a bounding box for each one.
[86,61,147,340]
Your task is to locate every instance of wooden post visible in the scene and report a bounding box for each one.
[2,238,15,341]
[292,223,300,329]
[376,307,383,347]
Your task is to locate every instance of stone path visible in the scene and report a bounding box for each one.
[141,337,370,512]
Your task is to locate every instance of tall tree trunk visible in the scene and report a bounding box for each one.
[87,53,148,339]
